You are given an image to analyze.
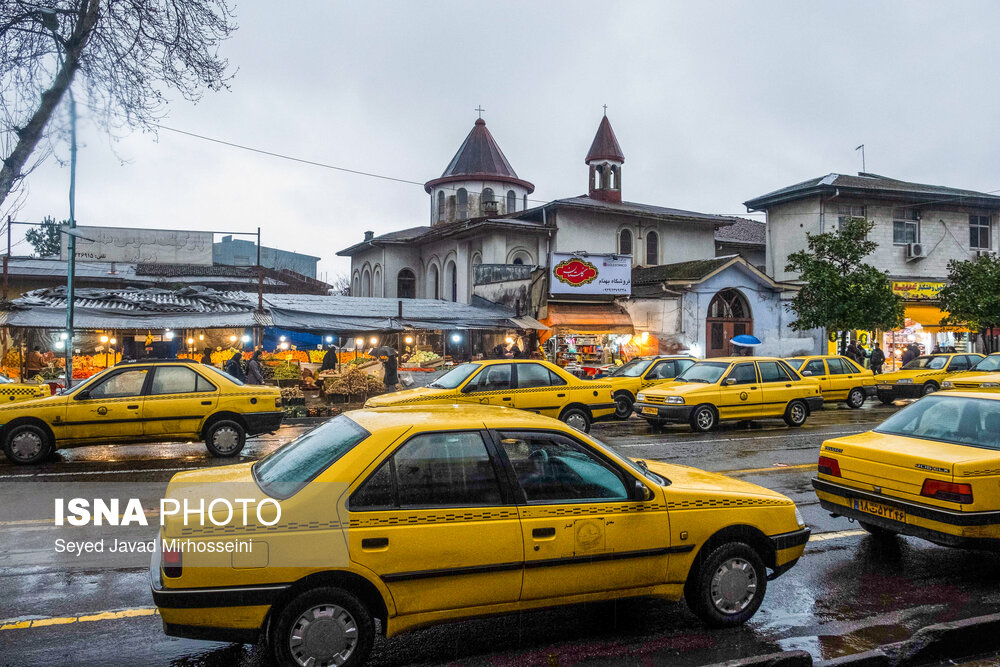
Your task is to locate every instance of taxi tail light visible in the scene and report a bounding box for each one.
[162,546,182,578]
[817,456,841,477]
[920,479,973,504]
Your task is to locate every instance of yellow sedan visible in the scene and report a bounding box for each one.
[942,353,1000,391]
[813,391,1000,549]
[151,405,809,666]
[0,375,49,403]
[599,355,697,418]
[875,353,985,403]
[784,355,876,408]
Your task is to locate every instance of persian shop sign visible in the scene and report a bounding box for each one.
[891,281,945,300]
[550,253,631,295]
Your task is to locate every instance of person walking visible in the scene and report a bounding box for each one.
[320,345,338,371]
[224,351,245,382]
[901,344,917,367]
[381,348,399,392]
[246,349,265,384]
[25,345,46,375]
[870,343,885,375]
[845,342,859,364]
[200,347,213,365]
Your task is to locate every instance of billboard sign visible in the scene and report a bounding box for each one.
[61,225,214,265]
[550,253,631,295]
[891,280,945,301]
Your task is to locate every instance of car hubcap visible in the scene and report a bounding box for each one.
[697,410,713,429]
[850,390,863,406]
[924,385,937,395]
[615,397,630,417]
[212,426,240,454]
[710,557,758,614]
[565,413,587,431]
[792,404,805,422]
[10,431,42,461]
[289,604,358,667]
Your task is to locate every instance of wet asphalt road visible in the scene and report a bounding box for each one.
[4,402,1000,666]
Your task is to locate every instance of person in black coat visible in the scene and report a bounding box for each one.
[200,347,212,365]
[382,350,399,391]
[869,343,886,374]
[246,350,265,384]
[321,346,338,371]
[224,351,245,382]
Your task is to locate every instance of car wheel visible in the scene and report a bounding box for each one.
[922,382,939,396]
[3,423,52,465]
[878,393,895,405]
[685,542,767,627]
[783,400,808,427]
[204,420,246,457]
[613,392,634,420]
[690,405,717,433]
[560,406,591,433]
[270,586,374,667]
[846,388,866,409]
[860,521,898,540]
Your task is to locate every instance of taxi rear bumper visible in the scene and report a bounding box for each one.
[243,410,284,435]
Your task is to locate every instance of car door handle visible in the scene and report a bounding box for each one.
[750,386,757,390]
[502,397,512,401]
[201,400,212,406]
[532,527,556,539]
[556,393,566,398]
[786,384,793,388]
[127,405,139,410]
[361,538,388,550]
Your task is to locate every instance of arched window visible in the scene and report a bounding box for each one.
[523,194,528,209]
[610,165,619,190]
[509,249,533,266]
[397,269,416,299]
[457,188,468,219]
[619,228,633,256]
[506,190,516,213]
[372,265,382,297]
[708,289,751,319]
[445,261,457,301]
[361,269,371,297]
[437,191,445,222]
[352,272,359,296]
[512,257,524,265]
[594,165,603,190]
[481,188,495,214]
[427,264,439,299]
[646,230,659,265]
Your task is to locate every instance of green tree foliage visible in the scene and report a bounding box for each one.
[24,215,62,256]
[785,217,905,346]
[937,255,1000,353]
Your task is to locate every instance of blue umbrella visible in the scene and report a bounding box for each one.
[731,334,762,347]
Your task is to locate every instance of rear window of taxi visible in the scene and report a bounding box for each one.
[874,394,1000,450]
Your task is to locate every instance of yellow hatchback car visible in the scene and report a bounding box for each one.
[785,355,877,409]
[813,391,1000,549]
[151,406,809,666]
[365,359,615,432]
[875,353,985,403]
[942,353,1000,391]
[634,357,823,432]
[0,358,282,465]
[599,355,698,418]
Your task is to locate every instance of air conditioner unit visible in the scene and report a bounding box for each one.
[976,248,997,258]
[905,242,926,260]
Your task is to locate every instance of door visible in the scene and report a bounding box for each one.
[756,360,797,416]
[63,367,150,441]
[800,358,832,395]
[459,363,515,408]
[511,362,568,417]
[825,357,858,400]
[348,430,522,615]
[496,430,670,601]
[642,359,679,388]
[141,365,219,438]
[717,362,762,419]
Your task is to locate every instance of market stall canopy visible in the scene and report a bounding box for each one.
[904,303,967,333]
[538,303,634,342]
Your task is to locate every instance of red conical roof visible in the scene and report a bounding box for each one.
[585,115,625,164]
[425,118,534,193]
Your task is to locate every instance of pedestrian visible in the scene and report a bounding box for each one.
[845,342,859,364]
[870,343,885,375]
[200,346,212,365]
[381,348,399,391]
[320,346,338,371]
[246,349,265,384]
[25,345,45,375]
[932,344,942,354]
[224,351,245,382]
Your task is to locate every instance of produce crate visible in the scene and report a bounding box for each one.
[277,378,299,387]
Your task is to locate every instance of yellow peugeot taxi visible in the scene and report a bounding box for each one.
[0,358,282,465]
[785,355,877,408]
[875,353,985,403]
[633,357,823,432]
[151,405,810,666]
[942,353,1000,392]
[364,359,615,432]
[599,355,698,418]
[813,391,1000,548]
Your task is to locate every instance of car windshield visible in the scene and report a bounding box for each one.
[427,363,480,389]
[785,358,805,370]
[0,375,14,384]
[874,394,1000,450]
[972,355,1000,373]
[610,358,653,377]
[585,432,666,486]
[254,414,370,498]
[903,355,948,370]
[201,364,245,386]
[63,366,115,395]
[675,361,730,384]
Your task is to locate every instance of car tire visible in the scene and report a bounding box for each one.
[846,388,866,409]
[613,392,634,420]
[270,586,374,667]
[922,382,939,396]
[685,541,767,627]
[560,406,591,433]
[2,423,52,465]
[783,400,808,427]
[204,419,246,457]
[859,521,898,540]
[690,405,717,433]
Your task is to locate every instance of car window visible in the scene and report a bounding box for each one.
[465,364,513,392]
[875,395,1000,450]
[427,363,480,389]
[149,366,216,395]
[675,358,695,375]
[903,355,948,370]
[758,361,792,383]
[499,432,628,502]
[948,356,971,371]
[87,369,149,399]
[827,358,851,375]
[610,358,653,377]
[647,360,676,380]
[786,358,805,370]
[517,363,565,388]
[350,461,394,509]
[395,432,502,507]
[201,364,245,386]
[972,355,1000,372]
[676,361,730,384]
[803,359,826,376]
[725,363,757,385]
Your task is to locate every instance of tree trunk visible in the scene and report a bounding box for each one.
[0,0,100,211]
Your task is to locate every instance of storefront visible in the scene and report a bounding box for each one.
[538,303,641,373]
[880,281,969,370]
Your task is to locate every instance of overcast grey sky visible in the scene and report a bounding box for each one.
[10,0,1000,279]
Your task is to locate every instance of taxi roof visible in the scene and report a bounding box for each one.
[346,404,567,432]
[696,356,787,363]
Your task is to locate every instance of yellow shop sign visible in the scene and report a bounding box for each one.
[891,281,945,300]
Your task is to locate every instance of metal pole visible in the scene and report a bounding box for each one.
[63,87,77,388]
[3,215,10,300]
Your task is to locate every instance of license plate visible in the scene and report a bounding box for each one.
[852,498,905,523]
[877,384,893,390]
[641,407,658,415]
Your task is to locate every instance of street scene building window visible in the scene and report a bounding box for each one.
[397,268,416,299]
[506,190,516,213]
[970,214,991,249]
[437,191,445,221]
[646,230,658,265]
[481,187,495,214]
[619,228,632,255]
[893,208,920,244]
[457,188,468,219]
[838,204,866,230]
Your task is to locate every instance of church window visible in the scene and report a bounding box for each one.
[397,269,416,299]
[646,231,659,265]
[457,188,468,219]
[619,229,633,256]
[437,191,445,222]
[506,190,516,213]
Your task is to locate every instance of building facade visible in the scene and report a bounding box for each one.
[213,235,320,279]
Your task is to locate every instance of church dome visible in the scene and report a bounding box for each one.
[424,118,535,194]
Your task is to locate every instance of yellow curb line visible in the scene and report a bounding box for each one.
[0,608,158,631]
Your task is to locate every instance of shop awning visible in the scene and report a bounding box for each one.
[905,303,968,333]
[539,303,634,339]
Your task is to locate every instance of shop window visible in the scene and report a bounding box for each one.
[397,269,416,299]
[838,204,866,230]
[619,229,633,256]
[970,214,991,249]
[645,231,658,265]
[893,208,920,245]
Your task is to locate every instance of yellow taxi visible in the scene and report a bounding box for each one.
[633,357,824,432]
[0,358,282,465]
[813,391,1000,548]
[875,353,985,403]
[151,406,809,666]
[364,359,615,432]
[784,355,877,408]
[599,355,698,418]
[941,353,1000,392]
[0,374,50,403]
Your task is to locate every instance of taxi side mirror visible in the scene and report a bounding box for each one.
[724,378,737,386]
[801,370,812,376]
[634,479,653,501]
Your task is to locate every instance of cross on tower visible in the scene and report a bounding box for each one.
[475,105,485,119]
